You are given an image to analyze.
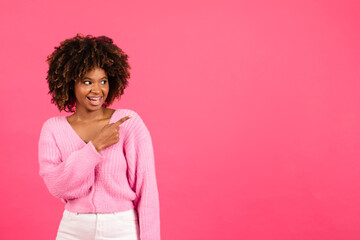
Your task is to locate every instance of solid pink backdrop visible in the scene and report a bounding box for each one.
[1,0,360,239]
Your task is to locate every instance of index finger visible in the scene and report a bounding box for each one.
[114,115,132,126]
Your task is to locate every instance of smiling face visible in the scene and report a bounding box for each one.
[73,67,109,112]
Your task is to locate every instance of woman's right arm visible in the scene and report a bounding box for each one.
[38,121,104,201]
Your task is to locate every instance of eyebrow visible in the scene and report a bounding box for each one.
[83,76,108,80]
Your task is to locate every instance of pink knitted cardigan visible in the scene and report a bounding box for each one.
[38,108,160,240]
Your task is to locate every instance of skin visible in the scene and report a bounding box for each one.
[66,67,131,152]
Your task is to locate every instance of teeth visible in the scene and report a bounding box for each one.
[88,97,101,100]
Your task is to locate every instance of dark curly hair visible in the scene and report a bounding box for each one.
[46,33,131,112]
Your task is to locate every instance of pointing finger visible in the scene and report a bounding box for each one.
[115,115,132,126]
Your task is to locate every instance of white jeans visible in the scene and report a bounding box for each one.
[56,208,140,240]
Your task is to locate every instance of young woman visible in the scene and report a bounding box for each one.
[38,33,160,240]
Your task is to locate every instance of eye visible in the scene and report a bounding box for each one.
[101,80,107,84]
[83,81,92,85]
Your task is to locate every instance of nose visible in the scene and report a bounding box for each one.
[91,83,101,93]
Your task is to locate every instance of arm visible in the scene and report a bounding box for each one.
[38,121,105,200]
[126,131,161,240]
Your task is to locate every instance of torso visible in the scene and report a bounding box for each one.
[66,108,116,144]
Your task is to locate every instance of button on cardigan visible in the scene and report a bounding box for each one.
[38,108,160,240]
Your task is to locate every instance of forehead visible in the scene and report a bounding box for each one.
[83,67,107,78]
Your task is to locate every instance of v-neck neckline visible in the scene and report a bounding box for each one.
[64,109,118,145]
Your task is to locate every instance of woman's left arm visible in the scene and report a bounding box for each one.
[126,128,161,240]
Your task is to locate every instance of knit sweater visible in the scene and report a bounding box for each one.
[38,108,160,240]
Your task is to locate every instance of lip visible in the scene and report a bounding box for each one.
[87,96,102,98]
[87,96,102,106]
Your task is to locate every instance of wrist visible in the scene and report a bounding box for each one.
[92,139,102,153]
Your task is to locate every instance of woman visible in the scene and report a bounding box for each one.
[38,33,160,240]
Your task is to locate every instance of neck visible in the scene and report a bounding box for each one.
[72,107,107,122]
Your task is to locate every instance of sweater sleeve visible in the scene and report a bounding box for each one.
[38,120,105,201]
[126,129,161,240]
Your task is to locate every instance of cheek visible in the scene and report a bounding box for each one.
[74,86,89,98]
[103,85,110,94]
[78,88,88,95]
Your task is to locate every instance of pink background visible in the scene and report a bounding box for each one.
[1,0,360,239]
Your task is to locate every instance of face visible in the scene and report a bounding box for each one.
[73,67,109,111]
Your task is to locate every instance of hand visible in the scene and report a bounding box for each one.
[92,115,132,152]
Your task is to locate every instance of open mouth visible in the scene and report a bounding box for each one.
[87,96,102,105]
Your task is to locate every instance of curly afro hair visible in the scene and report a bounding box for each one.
[46,33,131,112]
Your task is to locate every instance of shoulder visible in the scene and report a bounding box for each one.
[40,116,65,133]
[113,108,146,125]
[113,108,151,141]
